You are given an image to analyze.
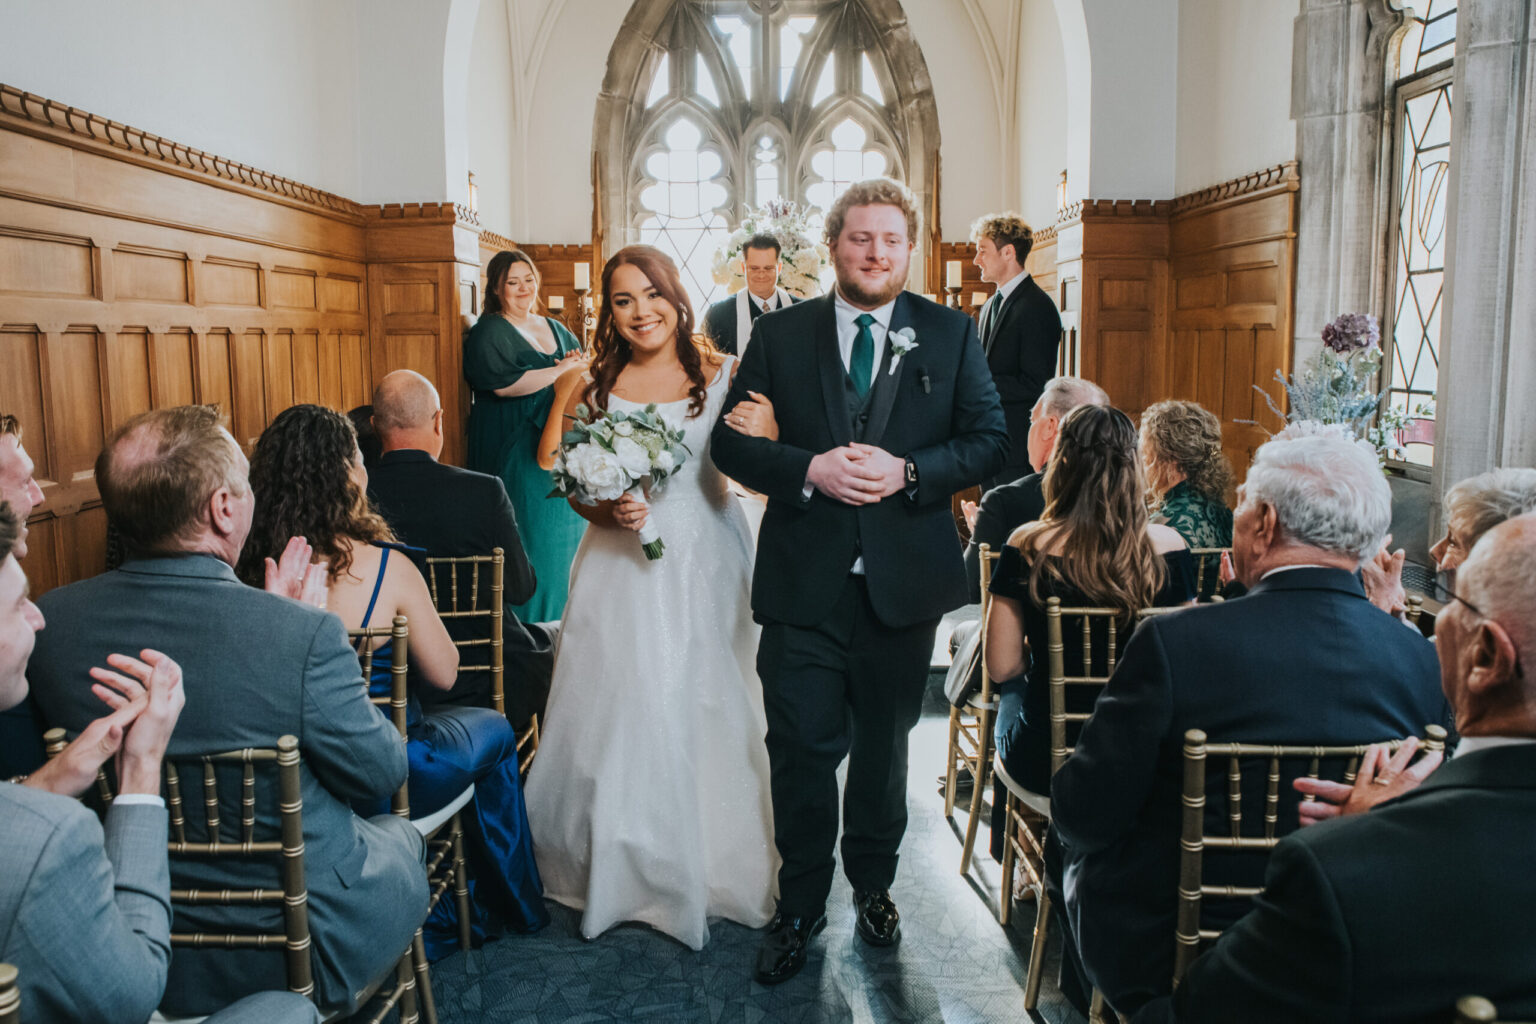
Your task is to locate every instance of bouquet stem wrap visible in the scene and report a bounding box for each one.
[627,483,665,560]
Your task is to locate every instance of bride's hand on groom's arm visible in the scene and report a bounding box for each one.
[725,391,778,441]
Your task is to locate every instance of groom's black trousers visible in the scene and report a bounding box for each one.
[757,574,940,918]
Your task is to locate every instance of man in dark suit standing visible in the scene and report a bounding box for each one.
[365,369,554,728]
[1136,513,1536,1023]
[971,213,1062,490]
[702,233,798,355]
[1050,431,1450,1016]
[27,406,427,1017]
[712,178,1007,985]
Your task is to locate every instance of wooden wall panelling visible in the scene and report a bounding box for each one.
[514,242,595,339]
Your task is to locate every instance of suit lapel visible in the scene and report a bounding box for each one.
[814,297,854,447]
[863,292,913,447]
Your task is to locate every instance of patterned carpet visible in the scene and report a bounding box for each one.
[425,656,1086,1023]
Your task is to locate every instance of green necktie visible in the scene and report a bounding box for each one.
[979,291,1001,342]
[851,313,875,398]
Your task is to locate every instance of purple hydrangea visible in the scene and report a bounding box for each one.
[1321,313,1381,354]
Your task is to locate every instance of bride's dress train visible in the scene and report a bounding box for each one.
[524,357,777,949]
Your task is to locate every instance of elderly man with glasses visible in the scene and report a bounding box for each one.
[1136,512,1536,1022]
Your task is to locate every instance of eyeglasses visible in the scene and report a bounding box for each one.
[1432,578,1524,679]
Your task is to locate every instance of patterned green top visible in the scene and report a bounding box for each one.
[1152,480,1234,549]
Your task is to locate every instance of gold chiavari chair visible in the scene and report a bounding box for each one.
[1456,996,1536,1023]
[423,549,538,775]
[1174,724,1449,985]
[1189,548,1230,601]
[0,964,18,1024]
[44,730,420,1023]
[352,615,474,977]
[946,544,1001,874]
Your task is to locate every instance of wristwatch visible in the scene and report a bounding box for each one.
[904,456,919,489]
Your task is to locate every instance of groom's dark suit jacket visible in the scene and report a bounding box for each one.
[710,291,1008,629]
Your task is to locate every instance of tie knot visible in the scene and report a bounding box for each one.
[855,313,875,328]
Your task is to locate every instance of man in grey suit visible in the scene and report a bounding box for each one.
[26,406,428,1017]
[0,503,319,1024]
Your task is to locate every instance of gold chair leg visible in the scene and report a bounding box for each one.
[1089,988,1112,1024]
[959,708,994,874]
[411,930,438,1024]
[999,789,1017,926]
[1023,888,1052,1011]
[451,812,473,951]
[397,953,420,1024]
[944,706,961,816]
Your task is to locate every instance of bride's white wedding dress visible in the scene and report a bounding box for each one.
[524,356,777,949]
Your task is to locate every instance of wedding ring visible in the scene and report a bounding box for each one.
[1372,776,1392,786]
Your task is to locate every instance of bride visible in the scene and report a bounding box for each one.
[524,245,777,948]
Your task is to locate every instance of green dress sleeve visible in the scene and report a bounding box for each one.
[464,316,544,391]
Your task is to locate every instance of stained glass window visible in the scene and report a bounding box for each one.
[627,1,906,310]
[1383,1,1456,466]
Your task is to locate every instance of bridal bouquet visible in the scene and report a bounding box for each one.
[710,199,830,297]
[549,403,690,560]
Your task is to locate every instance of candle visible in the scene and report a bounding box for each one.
[945,261,962,288]
[921,293,937,303]
[971,291,988,307]
[547,295,565,311]
[573,262,590,291]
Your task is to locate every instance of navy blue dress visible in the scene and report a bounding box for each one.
[358,544,549,958]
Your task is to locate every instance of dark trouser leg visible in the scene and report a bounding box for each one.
[757,579,859,919]
[841,580,939,893]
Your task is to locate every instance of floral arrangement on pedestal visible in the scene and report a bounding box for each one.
[1255,313,1413,462]
[710,199,830,298]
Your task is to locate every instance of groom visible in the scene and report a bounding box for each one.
[712,178,1007,984]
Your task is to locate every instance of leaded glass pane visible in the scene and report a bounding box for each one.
[860,52,883,104]
[694,53,720,107]
[639,117,731,309]
[714,16,753,102]
[647,53,670,108]
[779,16,816,101]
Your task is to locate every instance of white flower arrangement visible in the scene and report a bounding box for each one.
[710,199,830,298]
[888,327,918,376]
[550,404,691,560]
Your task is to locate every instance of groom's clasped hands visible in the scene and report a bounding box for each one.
[806,443,905,505]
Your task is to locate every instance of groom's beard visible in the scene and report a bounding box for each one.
[832,249,909,308]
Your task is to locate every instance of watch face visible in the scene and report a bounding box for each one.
[905,460,918,483]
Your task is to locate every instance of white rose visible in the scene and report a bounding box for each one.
[793,246,821,275]
[613,420,634,436]
[653,450,675,474]
[566,443,626,501]
[612,436,652,480]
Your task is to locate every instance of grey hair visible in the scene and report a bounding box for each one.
[1459,512,1536,664]
[1443,468,1536,548]
[1038,377,1110,420]
[1241,433,1390,563]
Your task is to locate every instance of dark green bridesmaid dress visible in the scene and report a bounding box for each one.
[463,314,585,622]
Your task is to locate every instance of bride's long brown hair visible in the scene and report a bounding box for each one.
[582,245,709,418]
[1011,404,1166,621]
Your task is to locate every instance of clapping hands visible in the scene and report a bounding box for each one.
[264,536,330,609]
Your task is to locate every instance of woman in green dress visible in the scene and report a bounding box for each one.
[465,249,586,621]
[1139,398,1235,558]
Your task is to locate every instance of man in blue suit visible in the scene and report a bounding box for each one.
[26,406,427,1017]
[0,502,320,1024]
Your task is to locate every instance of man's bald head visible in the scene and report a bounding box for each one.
[372,370,444,459]
[1441,512,1536,737]
[1461,512,1536,665]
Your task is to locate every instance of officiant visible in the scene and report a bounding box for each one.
[702,234,799,355]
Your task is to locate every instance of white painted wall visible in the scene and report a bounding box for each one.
[1175,0,1298,194]
[467,0,518,237]
[1016,0,1069,228]
[0,0,361,197]
[1080,0,1180,199]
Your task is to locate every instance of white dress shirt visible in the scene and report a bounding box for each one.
[993,269,1029,304]
[1453,735,1536,758]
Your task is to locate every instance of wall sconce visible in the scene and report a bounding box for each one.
[467,171,479,214]
[1057,169,1068,212]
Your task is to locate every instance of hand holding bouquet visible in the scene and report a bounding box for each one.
[549,403,690,560]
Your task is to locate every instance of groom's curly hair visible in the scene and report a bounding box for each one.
[584,245,709,419]
[236,404,393,588]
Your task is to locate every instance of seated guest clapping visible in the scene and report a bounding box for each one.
[1137,513,1536,1023]
[365,370,557,731]
[985,403,1194,797]
[1050,430,1450,1016]
[1138,400,1234,549]
[25,406,428,1017]
[236,404,548,957]
[0,504,321,1024]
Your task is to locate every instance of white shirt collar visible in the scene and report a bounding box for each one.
[994,269,1029,303]
[1454,735,1536,758]
[750,290,777,312]
[1260,563,1334,580]
[831,288,897,371]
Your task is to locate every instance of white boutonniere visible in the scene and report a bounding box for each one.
[889,327,919,376]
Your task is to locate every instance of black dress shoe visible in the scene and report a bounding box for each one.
[754,911,827,985]
[853,889,901,946]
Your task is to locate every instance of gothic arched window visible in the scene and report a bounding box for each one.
[1383,0,1457,468]
[596,0,938,310]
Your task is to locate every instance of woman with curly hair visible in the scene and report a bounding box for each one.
[238,403,548,958]
[1139,399,1235,549]
[985,404,1196,796]
[525,245,778,949]
[464,249,586,621]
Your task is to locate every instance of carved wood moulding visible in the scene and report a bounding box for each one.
[0,83,365,220]
[1170,161,1299,215]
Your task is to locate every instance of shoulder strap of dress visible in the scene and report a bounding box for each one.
[360,543,390,629]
